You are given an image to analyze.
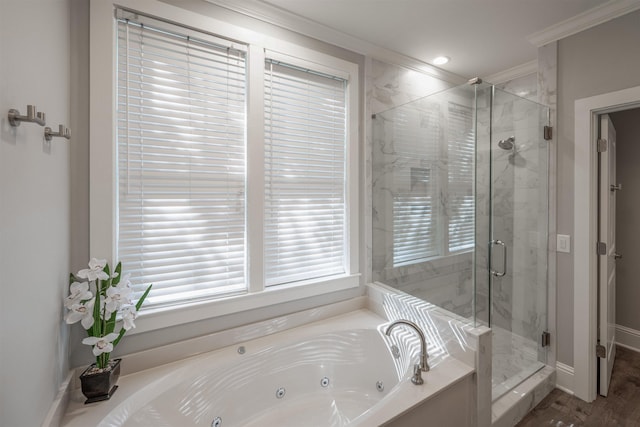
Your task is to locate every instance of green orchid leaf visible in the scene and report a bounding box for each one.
[92,290,101,337]
[136,284,153,311]
[105,310,117,334]
[112,327,127,348]
[113,262,122,286]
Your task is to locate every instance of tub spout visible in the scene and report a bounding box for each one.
[384,319,429,385]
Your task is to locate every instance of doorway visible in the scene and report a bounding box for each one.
[604,108,640,352]
[573,85,640,402]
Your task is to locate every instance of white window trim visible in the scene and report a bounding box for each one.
[90,0,360,334]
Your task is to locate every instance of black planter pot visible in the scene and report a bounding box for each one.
[79,358,121,404]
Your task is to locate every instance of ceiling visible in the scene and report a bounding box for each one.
[255,0,612,78]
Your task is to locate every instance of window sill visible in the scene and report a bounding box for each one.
[126,274,361,335]
[391,250,473,270]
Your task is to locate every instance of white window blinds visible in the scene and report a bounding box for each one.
[264,59,347,286]
[116,12,247,308]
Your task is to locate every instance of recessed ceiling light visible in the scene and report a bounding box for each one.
[433,56,450,65]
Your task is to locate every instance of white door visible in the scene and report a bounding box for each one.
[598,114,618,397]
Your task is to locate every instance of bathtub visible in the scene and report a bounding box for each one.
[62,309,475,427]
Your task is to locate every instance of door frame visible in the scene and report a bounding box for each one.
[573,84,640,402]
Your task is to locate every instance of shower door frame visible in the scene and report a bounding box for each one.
[573,84,640,403]
[486,85,551,399]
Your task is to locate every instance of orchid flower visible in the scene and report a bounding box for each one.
[104,282,133,313]
[82,333,119,356]
[64,282,93,308]
[66,258,152,369]
[120,305,138,331]
[77,258,109,282]
[65,298,96,329]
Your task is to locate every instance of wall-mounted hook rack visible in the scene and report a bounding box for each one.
[8,105,46,127]
[44,125,71,142]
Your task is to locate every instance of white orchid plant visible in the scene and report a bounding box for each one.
[65,258,152,369]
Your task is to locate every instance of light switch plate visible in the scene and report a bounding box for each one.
[557,234,571,253]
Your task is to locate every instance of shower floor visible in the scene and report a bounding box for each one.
[492,325,545,402]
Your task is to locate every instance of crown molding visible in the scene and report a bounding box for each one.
[527,0,640,47]
[203,0,467,85]
[484,60,538,85]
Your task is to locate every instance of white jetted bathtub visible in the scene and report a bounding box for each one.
[62,309,475,427]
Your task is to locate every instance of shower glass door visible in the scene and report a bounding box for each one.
[486,86,549,401]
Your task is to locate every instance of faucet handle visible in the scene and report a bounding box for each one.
[411,363,424,385]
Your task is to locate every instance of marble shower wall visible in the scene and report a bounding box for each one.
[365,59,458,287]
[370,66,477,319]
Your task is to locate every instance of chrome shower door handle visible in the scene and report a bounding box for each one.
[489,239,507,277]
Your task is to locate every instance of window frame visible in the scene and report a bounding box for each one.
[90,0,360,334]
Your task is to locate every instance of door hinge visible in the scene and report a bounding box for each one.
[596,344,606,358]
[597,241,607,255]
[541,331,551,347]
[597,138,608,152]
[543,126,553,141]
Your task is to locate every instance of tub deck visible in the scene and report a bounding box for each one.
[62,309,474,426]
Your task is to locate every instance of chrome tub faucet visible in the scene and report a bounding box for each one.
[385,319,430,385]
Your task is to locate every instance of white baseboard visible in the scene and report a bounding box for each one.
[555,361,574,395]
[42,371,73,427]
[552,326,639,398]
[615,324,640,353]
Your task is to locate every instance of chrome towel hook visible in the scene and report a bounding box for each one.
[44,124,71,142]
[8,105,46,127]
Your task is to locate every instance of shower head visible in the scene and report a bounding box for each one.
[498,136,515,151]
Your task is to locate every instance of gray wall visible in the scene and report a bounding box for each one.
[556,9,640,366]
[611,108,640,332]
[0,0,71,425]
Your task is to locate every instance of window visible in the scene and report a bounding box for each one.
[116,11,248,307]
[264,60,347,286]
[91,4,359,316]
[392,99,474,267]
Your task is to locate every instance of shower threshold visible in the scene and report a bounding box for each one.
[492,360,545,401]
[491,325,546,402]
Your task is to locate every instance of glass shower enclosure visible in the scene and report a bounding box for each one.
[371,82,549,401]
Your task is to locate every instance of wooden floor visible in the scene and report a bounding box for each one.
[516,346,640,426]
